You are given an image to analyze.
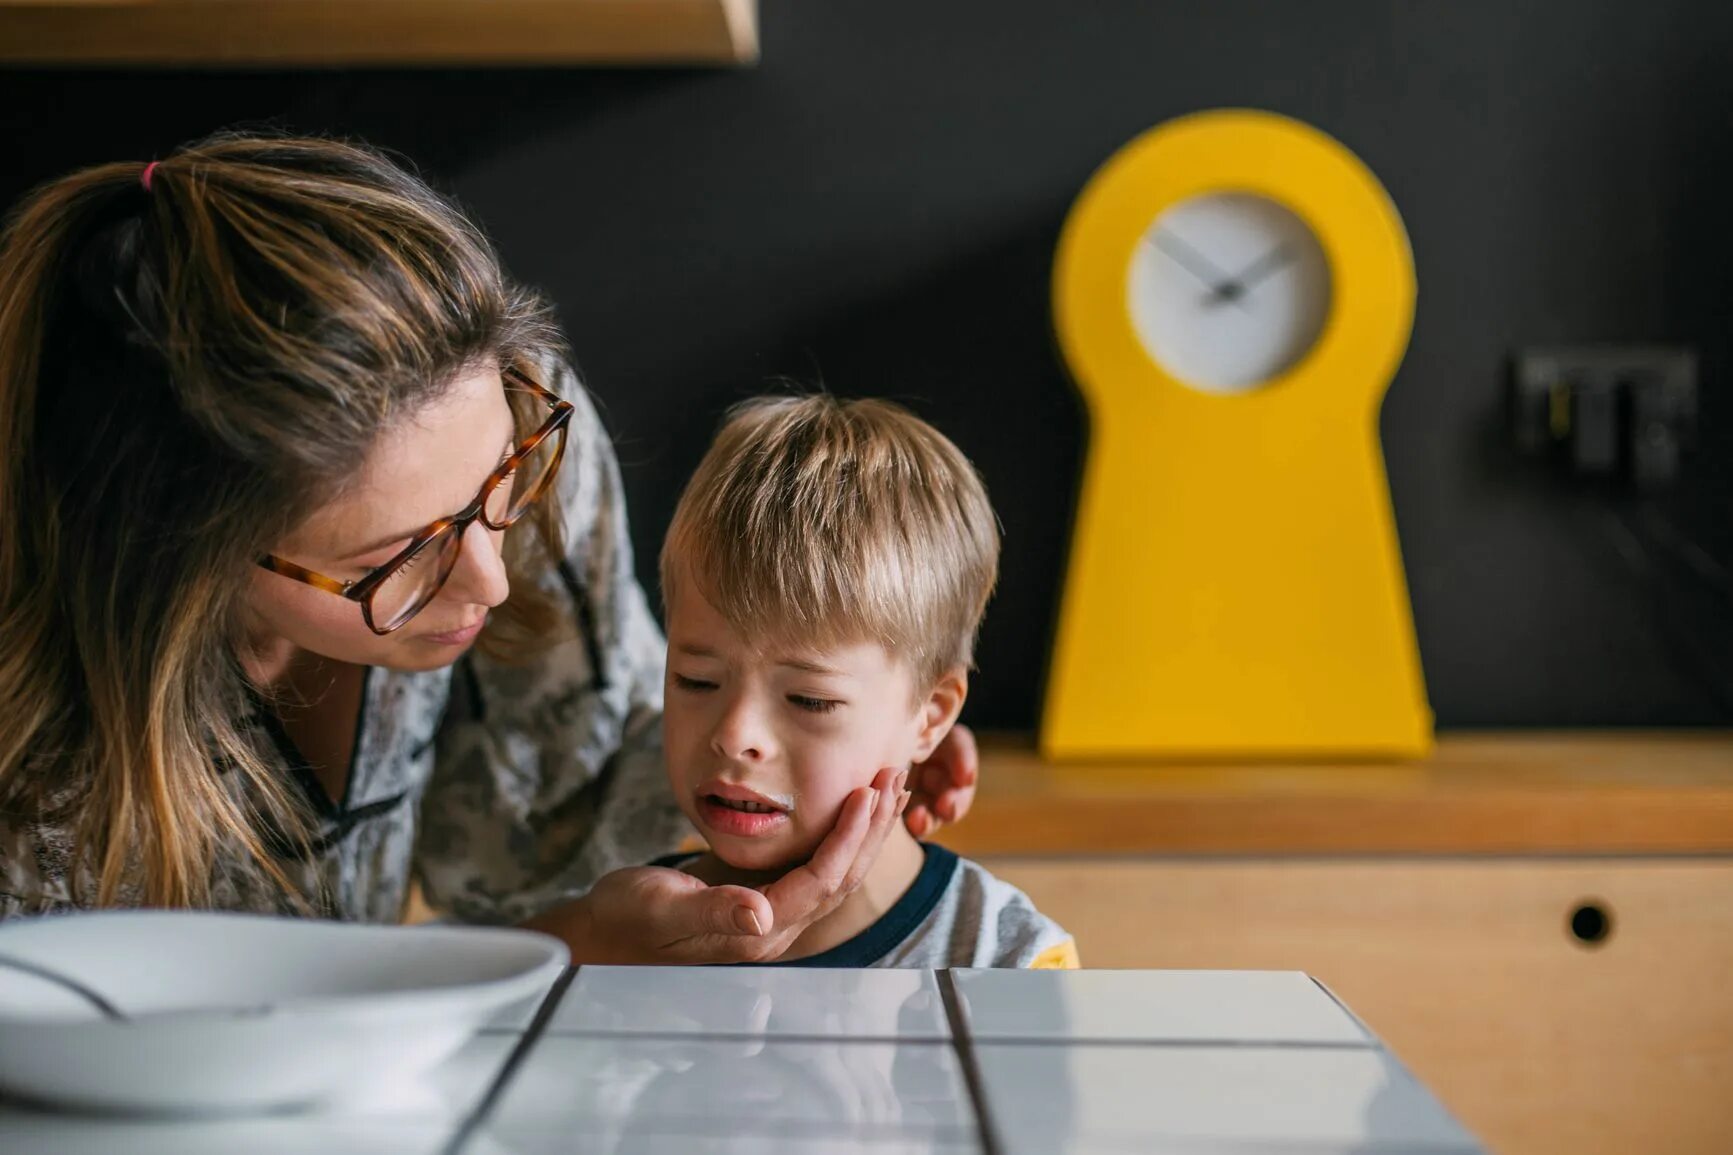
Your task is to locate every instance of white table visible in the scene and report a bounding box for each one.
[0,967,1485,1153]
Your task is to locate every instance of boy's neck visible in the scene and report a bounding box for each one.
[686,826,928,962]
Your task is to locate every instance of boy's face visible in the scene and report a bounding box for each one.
[662,584,955,872]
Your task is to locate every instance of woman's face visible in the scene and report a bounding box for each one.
[246,364,519,673]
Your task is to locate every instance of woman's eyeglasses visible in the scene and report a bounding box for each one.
[258,367,574,635]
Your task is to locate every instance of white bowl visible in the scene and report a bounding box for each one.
[0,911,567,1115]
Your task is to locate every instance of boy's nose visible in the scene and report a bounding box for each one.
[711,694,773,763]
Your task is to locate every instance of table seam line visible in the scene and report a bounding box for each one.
[441,964,578,1155]
[938,968,1002,1155]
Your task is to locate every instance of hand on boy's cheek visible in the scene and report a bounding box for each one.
[527,768,911,964]
[905,722,978,838]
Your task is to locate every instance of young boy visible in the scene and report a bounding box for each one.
[655,394,1077,968]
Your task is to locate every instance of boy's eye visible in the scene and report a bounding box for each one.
[673,674,718,693]
[788,694,841,715]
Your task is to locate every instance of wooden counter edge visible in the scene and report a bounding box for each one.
[939,732,1733,856]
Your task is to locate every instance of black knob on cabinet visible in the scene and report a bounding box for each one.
[1568,901,1612,947]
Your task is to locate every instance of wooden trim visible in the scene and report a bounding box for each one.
[716,0,757,62]
[935,732,1733,856]
[0,0,760,66]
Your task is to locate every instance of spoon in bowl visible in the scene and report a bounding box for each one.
[0,952,124,1020]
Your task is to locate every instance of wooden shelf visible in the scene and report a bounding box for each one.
[937,732,1733,856]
[0,0,758,66]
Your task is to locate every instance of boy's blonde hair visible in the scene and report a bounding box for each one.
[661,395,1000,690]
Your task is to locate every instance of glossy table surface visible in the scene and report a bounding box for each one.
[0,966,1485,1154]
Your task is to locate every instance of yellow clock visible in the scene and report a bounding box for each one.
[1042,109,1433,760]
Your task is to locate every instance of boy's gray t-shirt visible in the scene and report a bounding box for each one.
[657,844,1079,969]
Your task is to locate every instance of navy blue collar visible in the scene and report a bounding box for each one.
[651,842,959,968]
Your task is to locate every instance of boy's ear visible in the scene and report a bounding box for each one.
[912,667,969,763]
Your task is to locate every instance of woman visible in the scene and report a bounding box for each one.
[0,132,976,962]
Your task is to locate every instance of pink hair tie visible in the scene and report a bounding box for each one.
[141,161,159,192]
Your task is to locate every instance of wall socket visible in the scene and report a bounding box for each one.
[1511,347,1698,492]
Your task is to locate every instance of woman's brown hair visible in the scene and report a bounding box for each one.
[0,131,567,910]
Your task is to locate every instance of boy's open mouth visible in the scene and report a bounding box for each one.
[706,795,781,814]
[696,782,792,838]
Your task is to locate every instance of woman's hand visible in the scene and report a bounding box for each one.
[525,766,908,965]
[904,722,978,840]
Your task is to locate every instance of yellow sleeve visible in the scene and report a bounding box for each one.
[1029,938,1082,969]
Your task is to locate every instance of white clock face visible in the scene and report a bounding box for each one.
[1127,193,1332,394]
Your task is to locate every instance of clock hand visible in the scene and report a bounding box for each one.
[1148,230,1253,312]
[1222,243,1297,299]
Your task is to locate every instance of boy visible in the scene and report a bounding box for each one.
[655,394,1077,968]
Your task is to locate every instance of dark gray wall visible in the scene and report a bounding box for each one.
[5,1,1731,729]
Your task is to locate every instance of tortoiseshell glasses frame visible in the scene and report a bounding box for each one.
[257,367,574,635]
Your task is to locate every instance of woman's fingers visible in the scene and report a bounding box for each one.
[840,767,906,895]
[758,766,902,940]
[542,762,919,966]
[641,788,880,967]
[760,772,882,919]
[545,866,776,965]
[655,882,783,964]
[945,724,981,786]
[908,723,978,835]
[676,881,773,940]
